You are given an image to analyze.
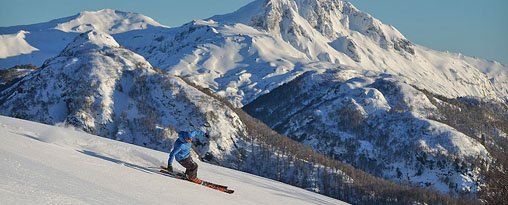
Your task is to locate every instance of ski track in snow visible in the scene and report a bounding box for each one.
[0,115,346,205]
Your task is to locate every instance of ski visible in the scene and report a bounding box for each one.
[159,166,234,194]
[159,166,227,188]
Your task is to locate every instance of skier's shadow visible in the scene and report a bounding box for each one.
[77,149,161,174]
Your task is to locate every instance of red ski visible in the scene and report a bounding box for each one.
[159,166,234,194]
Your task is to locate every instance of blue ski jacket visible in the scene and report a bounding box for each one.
[168,131,204,166]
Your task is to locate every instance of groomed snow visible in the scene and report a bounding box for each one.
[0,115,346,205]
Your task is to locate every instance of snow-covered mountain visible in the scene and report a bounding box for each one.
[113,1,508,196]
[0,115,345,205]
[213,0,507,104]
[0,30,247,166]
[0,30,366,203]
[115,0,507,107]
[0,9,167,69]
[244,68,504,195]
[3,2,506,107]
[0,30,39,58]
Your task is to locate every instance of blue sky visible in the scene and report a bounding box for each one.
[0,0,507,64]
[348,0,508,65]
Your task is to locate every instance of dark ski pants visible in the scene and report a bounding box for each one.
[178,157,198,179]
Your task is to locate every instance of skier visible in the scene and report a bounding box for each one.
[165,130,205,183]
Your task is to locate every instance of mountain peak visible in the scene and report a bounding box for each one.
[61,30,119,55]
[211,0,407,49]
[54,9,167,34]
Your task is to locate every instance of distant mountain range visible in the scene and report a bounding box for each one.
[1,0,506,203]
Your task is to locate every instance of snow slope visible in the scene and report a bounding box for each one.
[0,115,345,205]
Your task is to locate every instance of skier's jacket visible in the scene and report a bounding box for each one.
[168,131,204,165]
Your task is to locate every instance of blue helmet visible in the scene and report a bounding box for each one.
[178,130,205,142]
